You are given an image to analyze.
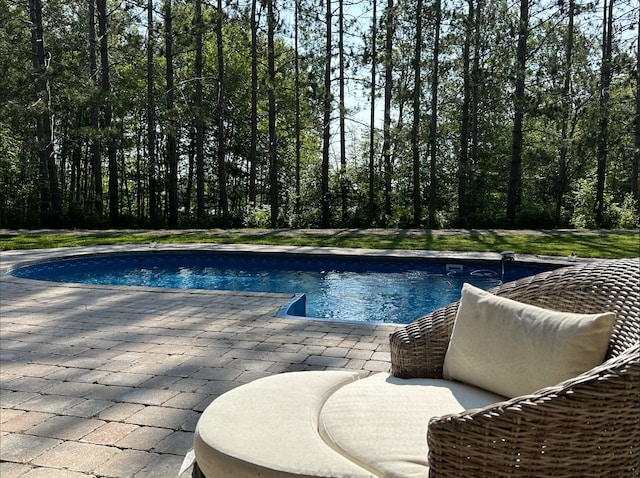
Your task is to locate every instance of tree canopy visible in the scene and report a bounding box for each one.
[0,0,638,229]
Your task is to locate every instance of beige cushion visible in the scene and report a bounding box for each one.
[319,372,505,477]
[193,370,376,478]
[443,283,617,398]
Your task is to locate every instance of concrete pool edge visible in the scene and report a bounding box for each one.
[0,242,594,274]
[1,244,599,325]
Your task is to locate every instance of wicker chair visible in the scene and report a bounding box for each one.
[390,258,639,477]
[193,258,639,478]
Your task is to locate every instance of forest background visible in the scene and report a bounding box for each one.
[0,0,638,230]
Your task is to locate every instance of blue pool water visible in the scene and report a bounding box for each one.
[9,252,560,324]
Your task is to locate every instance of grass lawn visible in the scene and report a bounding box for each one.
[1,229,638,259]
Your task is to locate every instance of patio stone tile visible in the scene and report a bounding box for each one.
[371,351,391,361]
[97,372,154,387]
[97,402,146,422]
[114,426,173,450]
[146,344,192,355]
[125,405,198,429]
[41,380,107,398]
[190,366,242,381]
[96,360,137,373]
[346,348,374,360]
[161,392,210,410]
[275,343,304,353]
[194,380,239,397]
[118,388,179,406]
[31,441,120,473]
[0,363,61,378]
[0,433,61,463]
[0,411,53,433]
[63,399,114,418]
[44,367,112,384]
[20,467,93,478]
[109,341,156,352]
[0,408,26,424]
[2,377,52,393]
[237,370,274,383]
[124,361,184,376]
[27,415,105,440]
[132,452,185,478]
[139,375,181,389]
[346,359,367,370]
[93,449,157,478]
[169,378,208,392]
[180,412,201,432]
[17,395,85,414]
[322,346,351,358]
[152,430,193,455]
[0,461,32,478]
[81,422,139,445]
[303,355,349,368]
[111,351,146,362]
[364,360,392,372]
[226,358,274,372]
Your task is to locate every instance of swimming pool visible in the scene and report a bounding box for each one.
[9,251,561,324]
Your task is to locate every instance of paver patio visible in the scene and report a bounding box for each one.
[1,242,579,477]
[1,245,400,477]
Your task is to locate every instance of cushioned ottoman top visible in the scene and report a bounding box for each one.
[319,373,505,477]
[194,370,377,478]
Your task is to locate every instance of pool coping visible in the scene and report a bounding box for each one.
[2,243,592,325]
[1,242,591,273]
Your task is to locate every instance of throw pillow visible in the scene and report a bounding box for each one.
[442,283,616,398]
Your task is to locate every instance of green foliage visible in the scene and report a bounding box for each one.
[611,194,640,229]
[0,0,636,230]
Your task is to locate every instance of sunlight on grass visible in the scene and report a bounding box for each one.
[1,230,637,258]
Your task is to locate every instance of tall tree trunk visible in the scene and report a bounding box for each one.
[195,0,205,219]
[29,0,61,222]
[427,0,441,227]
[470,0,482,215]
[185,131,195,215]
[249,0,258,207]
[506,0,529,224]
[411,0,423,227]
[216,0,229,225]
[147,0,158,222]
[294,0,302,216]
[164,0,178,227]
[97,0,118,226]
[555,0,574,226]
[321,0,332,228]
[459,0,473,225]
[71,110,83,204]
[382,0,394,221]
[594,0,614,226]
[339,0,348,223]
[88,0,103,216]
[267,0,277,228]
[368,0,377,226]
[633,8,639,207]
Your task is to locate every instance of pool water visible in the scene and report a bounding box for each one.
[9,252,559,324]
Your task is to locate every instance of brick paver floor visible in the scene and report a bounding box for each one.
[1,245,400,477]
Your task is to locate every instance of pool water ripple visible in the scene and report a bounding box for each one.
[9,251,559,324]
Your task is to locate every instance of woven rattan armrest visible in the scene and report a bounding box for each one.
[389,301,458,378]
[426,343,640,478]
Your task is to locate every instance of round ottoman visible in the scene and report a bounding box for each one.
[193,370,376,478]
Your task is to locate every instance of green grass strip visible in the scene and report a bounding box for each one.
[1,230,637,259]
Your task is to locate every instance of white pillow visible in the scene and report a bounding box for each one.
[442,283,616,398]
